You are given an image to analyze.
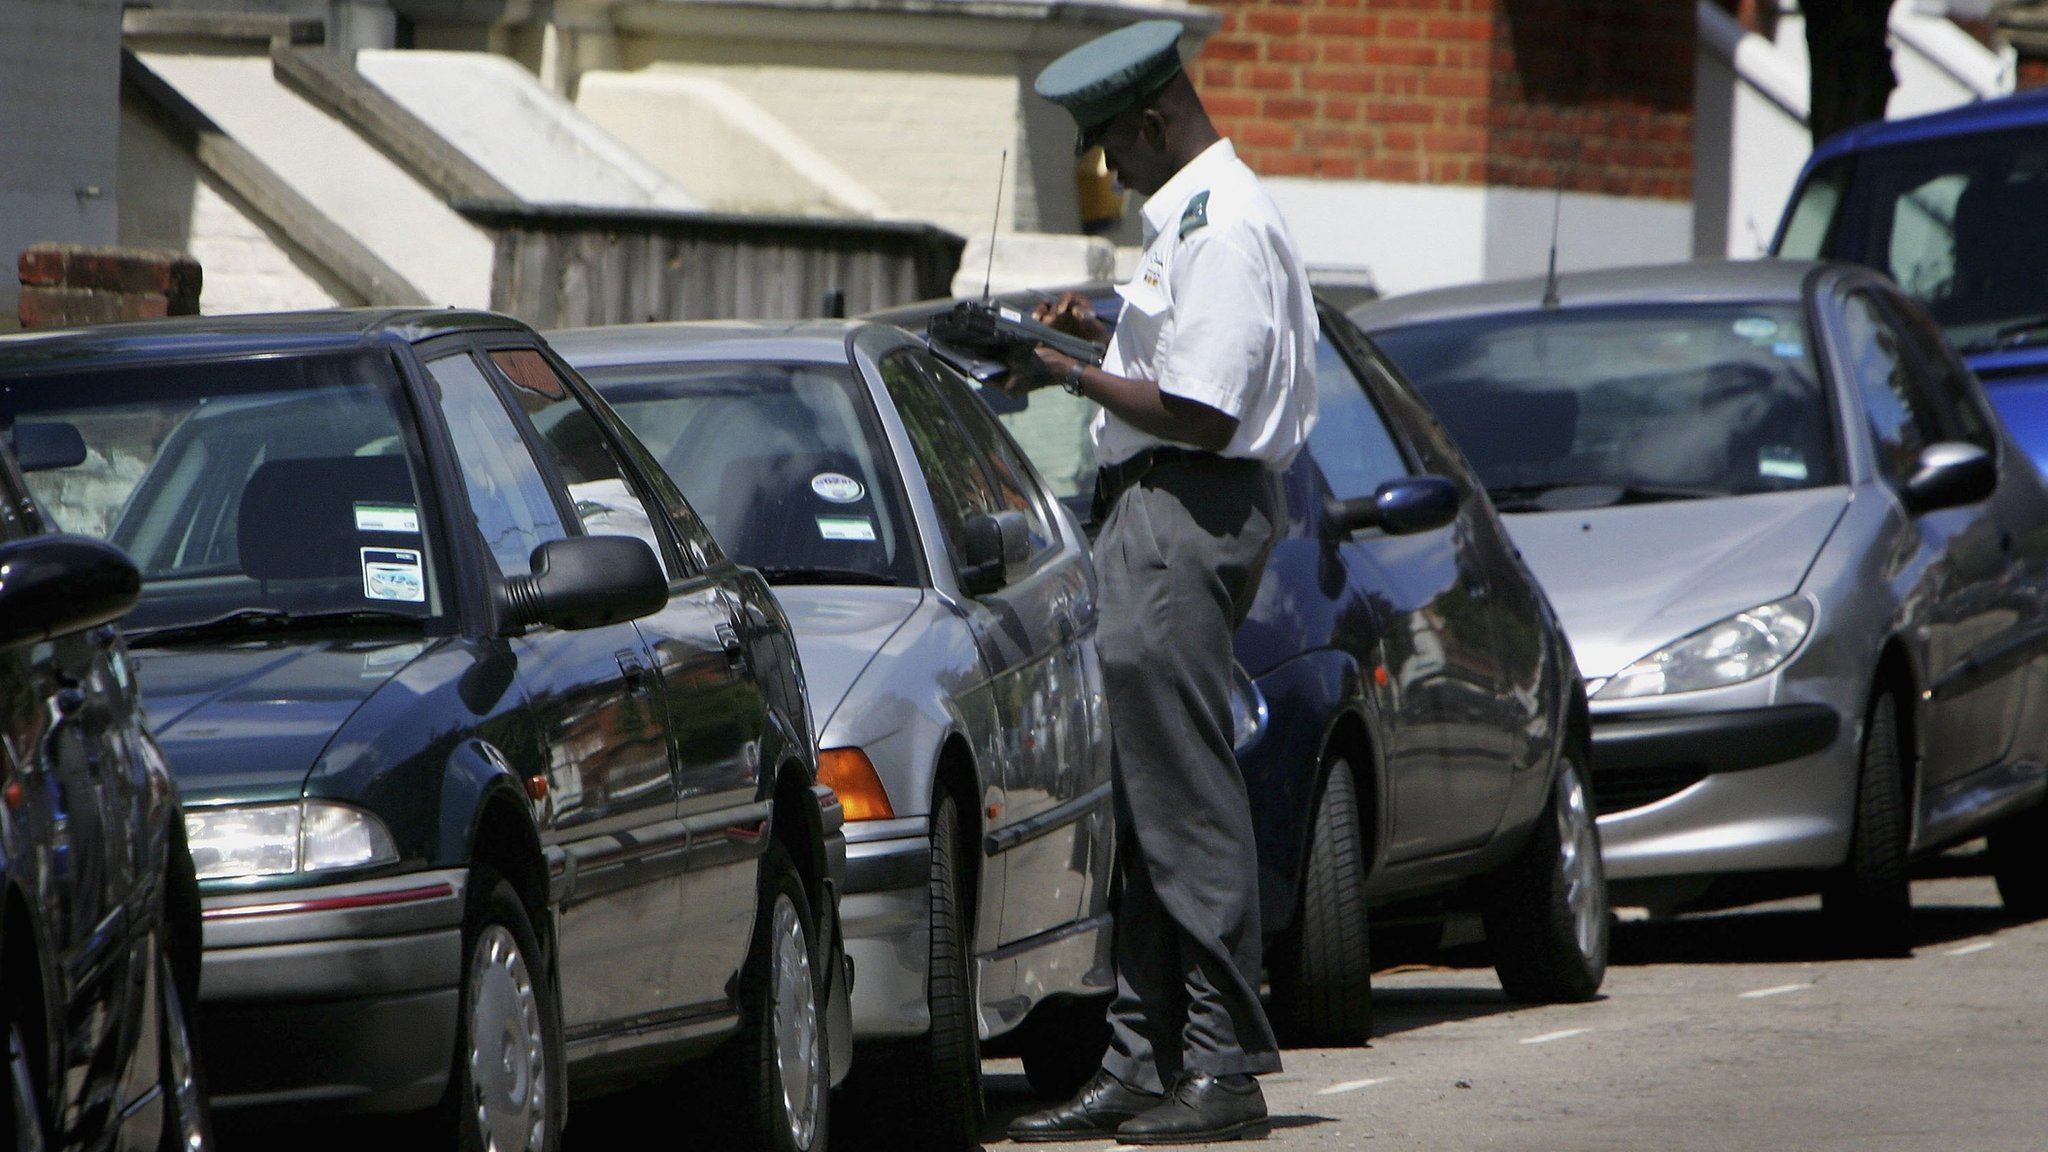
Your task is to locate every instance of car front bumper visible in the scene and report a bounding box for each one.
[1590,702,1856,883]
[198,868,467,1115]
[840,816,933,1040]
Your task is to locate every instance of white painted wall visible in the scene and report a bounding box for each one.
[136,46,494,307]
[0,0,121,329]
[356,50,701,210]
[116,102,357,315]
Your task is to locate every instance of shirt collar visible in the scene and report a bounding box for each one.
[1140,138,1238,242]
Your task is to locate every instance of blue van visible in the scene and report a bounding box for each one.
[1772,88,2048,472]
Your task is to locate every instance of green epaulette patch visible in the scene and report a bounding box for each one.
[1179,190,1209,239]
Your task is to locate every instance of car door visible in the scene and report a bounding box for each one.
[1835,288,2017,793]
[1313,322,1517,859]
[421,345,687,1036]
[483,343,768,1009]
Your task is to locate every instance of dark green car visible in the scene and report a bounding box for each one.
[0,310,848,1152]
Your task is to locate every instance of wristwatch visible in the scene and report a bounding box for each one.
[1060,360,1088,396]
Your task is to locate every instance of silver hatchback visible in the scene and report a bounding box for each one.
[1358,260,2048,952]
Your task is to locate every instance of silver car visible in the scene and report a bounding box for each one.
[549,321,1114,1148]
[1357,260,2048,952]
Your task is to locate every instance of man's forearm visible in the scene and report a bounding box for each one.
[1074,365,1237,452]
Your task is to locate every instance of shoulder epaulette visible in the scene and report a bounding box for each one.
[1179,190,1210,239]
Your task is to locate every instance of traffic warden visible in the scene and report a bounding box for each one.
[1003,19,1319,1146]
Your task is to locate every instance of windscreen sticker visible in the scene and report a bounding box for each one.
[1772,340,1805,359]
[1758,446,1810,481]
[361,547,426,602]
[354,503,420,533]
[1733,316,1780,341]
[817,516,878,542]
[811,473,865,504]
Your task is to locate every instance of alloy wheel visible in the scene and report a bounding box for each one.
[771,893,823,1150]
[468,924,547,1152]
[161,954,209,1152]
[1557,766,1605,961]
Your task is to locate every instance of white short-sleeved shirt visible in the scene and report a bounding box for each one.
[1094,138,1319,470]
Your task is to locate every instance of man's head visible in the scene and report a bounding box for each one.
[1035,20,1220,197]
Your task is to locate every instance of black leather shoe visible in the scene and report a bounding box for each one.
[1116,1072,1269,1145]
[1008,1069,1166,1143]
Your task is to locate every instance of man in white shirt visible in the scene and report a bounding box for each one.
[1004,19,1318,1146]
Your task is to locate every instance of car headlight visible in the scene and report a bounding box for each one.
[1595,597,1814,701]
[185,800,400,881]
[1230,663,1269,752]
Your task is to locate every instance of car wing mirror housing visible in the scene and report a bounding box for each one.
[12,422,87,473]
[0,534,140,652]
[1325,475,1460,538]
[1903,441,1996,515]
[961,509,1029,595]
[505,536,667,631]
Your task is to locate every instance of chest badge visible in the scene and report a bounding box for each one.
[1179,190,1210,239]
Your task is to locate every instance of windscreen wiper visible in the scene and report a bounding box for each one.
[125,607,427,648]
[1961,313,2048,354]
[1486,481,1720,512]
[753,565,899,587]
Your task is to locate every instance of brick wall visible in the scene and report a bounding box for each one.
[18,244,201,329]
[1194,0,1696,198]
[2020,55,2048,89]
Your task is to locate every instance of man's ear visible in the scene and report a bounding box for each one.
[1140,107,1168,151]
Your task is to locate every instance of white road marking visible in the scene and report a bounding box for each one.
[1946,940,1997,957]
[1520,1028,1590,1045]
[1739,983,1809,999]
[1317,1077,1390,1096]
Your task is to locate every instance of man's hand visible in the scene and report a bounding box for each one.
[999,345,1081,396]
[1034,292,1110,345]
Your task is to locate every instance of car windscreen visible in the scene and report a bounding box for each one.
[1370,303,1838,511]
[0,351,448,633]
[580,360,918,587]
[1778,130,2048,354]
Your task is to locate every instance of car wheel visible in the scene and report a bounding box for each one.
[1821,692,1912,956]
[157,947,213,1152]
[1987,802,2048,919]
[729,842,830,1152]
[451,871,561,1152]
[4,1004,48,1152]
[1269,753,1373,1046]
[1015,995,1111,1099]
[862,793,981,1151]
[1483,745,1609,1002]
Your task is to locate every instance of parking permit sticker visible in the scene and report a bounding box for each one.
[817,517,878,542]
[1733,316,1779,341]
[354,503,420,533]
[1772,340,1805,359]
[811,473,865,504]
[1758,446,1809,481]
[361,547,426,602]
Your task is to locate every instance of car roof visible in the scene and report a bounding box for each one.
[0,308,531,376]
[1808,85,2048,168]
[545,319,894,369]
[1350,259,1827,333]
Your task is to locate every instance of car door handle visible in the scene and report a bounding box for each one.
[716,623,747,669]
[616,649,651,696]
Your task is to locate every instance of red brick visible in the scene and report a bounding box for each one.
[1362,42,1438,66]
[1241,122,1295,149]
[1202,37,1258,62]
[1245,10,1302,35]
[1305,69,1377,94]
[1305,13,1379,36]
[1248,66,1296,91]
[1263,96,1317,119]
[1266,40,1317,63]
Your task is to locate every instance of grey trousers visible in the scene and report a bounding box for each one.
[1094,454,1285,1093]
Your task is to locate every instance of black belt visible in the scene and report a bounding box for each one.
[1090,446,1250,525]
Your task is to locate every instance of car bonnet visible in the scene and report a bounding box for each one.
[1502,487,1851,680]
[772,585,927,731]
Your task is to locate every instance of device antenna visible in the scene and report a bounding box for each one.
[1541,185,1563,309]
[982,150,1007,304]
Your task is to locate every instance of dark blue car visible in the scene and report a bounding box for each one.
[1773,86,2048,478]
[874,291,1606,1043]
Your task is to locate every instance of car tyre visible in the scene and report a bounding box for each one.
[1987,802,2048,919]
[860,793,981,1151]
[1822,692,1912,956]
[1015,995,1112,1099]
[4,1002,48,1152]
[1269,754,1374,1046]
[1482,745,1609,1002]
[727,842,830,1152]
[449,870,562,1152]
[157,948,213,1152]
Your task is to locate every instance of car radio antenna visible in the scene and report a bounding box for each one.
[1541,185,1563,309]
[982,150,1007,304]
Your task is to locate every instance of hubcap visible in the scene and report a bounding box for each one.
[8,1023,44,1152]
[468,924,546,1152]
[770,894,822,1150]
[162,957,207,1152]
[1557,764,1607,959]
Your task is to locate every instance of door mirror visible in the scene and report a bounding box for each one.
[1324,475,1460,538]
[505,536,667,631]
[961,509,1029,595]
[1903,441,1996,514]
[12,422,87,473]
[0,534,140,652]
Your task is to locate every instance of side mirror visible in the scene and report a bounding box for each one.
[1324,475,1460,538]
[961,509,1029,596]
[1903,441,1996,515]
[0,534,140,652]
[504,536,667,631]
[13,422,87,473]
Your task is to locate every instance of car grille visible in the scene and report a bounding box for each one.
[1590,766,1709,816]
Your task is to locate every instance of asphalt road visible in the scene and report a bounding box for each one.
[228,853,2047,1151]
